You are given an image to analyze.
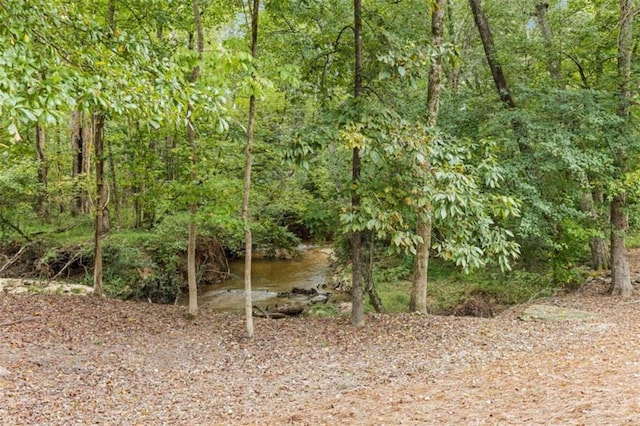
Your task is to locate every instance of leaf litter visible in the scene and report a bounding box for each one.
[1,273,640,424]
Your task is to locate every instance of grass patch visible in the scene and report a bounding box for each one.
[306,303,342,318]
[368,258,567,316]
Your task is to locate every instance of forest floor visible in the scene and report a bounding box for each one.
[1,255,640,425]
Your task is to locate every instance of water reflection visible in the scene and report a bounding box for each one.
[194,246,332,313]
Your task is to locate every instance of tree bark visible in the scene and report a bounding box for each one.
[70,110,90,215]
[35,124,49,220]
[107,137,119,229]
[468,0,528,149]
[350,0,365,327]
[610,0,633,297]
[534,2,562,83]
[611,193,631,296]
[582,190,609,270]
[363,232,384,313]
[411,0,445,313]
[186,0,205,317]
[590,236,609,271]
[468,0,515,109]
[242,0,260,338]
[93,113,105,298]
[443,1,461,92]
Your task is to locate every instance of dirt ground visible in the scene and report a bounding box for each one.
[1,257,640,425]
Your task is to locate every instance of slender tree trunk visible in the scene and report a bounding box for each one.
[610,0,633,297]
[411,218,432,312]
[444,1,461,92]
[107,139,119,229]
[582,190,609,270]
[70,110,89,215]
[468,0,528,152]
[468,0,515,109]
[534,2,562,82]
[107,0,115,25]
[363,232,384,312]
[591,236,609,271]
[187,110,198,316]
[242,0,260,338]
[186,0,205,317]
[93,113,105,297]
[81,117,92,215]
[411,0,445,313]
[350,0,365,327]
[35,124,49,221]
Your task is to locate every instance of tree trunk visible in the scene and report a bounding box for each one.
[444,1,461,92]
[350,0,365,327]
[411,217,432,312]
[81,118,92,214]
[70,110,90,215]
[363,232,384,313]
[186,0,205,317]
[534,2,562,82]
[242,0,260,338]
[611,194,631,296]
[582,190,609,270]
[591,235,609,271]
[610,0,633,297]
[468,0,515,109]
[35,124,49,221]
[93,113,105,298]
[468,0,529,153]
[411,0,445,313]
[107,139,119,229]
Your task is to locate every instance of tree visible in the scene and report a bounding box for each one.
[349,0,365,327]
[410,0,446,313]
[186,0,205,317]
[93,0,117,298]
[242,0,261,338]
[93,112,106,297]
[467,0,516,110]
[610,0,634,297]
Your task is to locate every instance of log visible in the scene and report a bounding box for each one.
[291,287,318,296]
[270,303,306,316]
[252,303,306,318]
[252,305,287,319]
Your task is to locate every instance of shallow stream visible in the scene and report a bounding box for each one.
[192,246,332,313]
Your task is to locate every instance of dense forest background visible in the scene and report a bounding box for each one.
[1,0,638,324]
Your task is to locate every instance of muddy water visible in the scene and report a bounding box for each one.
[195,246,332,313]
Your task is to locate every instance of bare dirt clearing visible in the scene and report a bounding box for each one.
[1,275,640,424]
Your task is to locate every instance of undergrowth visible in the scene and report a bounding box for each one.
[366,257,575,316]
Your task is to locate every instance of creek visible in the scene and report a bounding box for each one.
[191,245,333,313]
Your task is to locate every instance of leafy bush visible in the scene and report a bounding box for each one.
[253,219,301,258]
[0,155,39,239]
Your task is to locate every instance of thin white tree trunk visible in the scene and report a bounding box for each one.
[186,0,205,316]
[242,0,260,338]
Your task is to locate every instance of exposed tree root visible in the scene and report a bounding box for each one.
[0,245,30,274]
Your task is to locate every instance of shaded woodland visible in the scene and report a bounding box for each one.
[1,0,640,326]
